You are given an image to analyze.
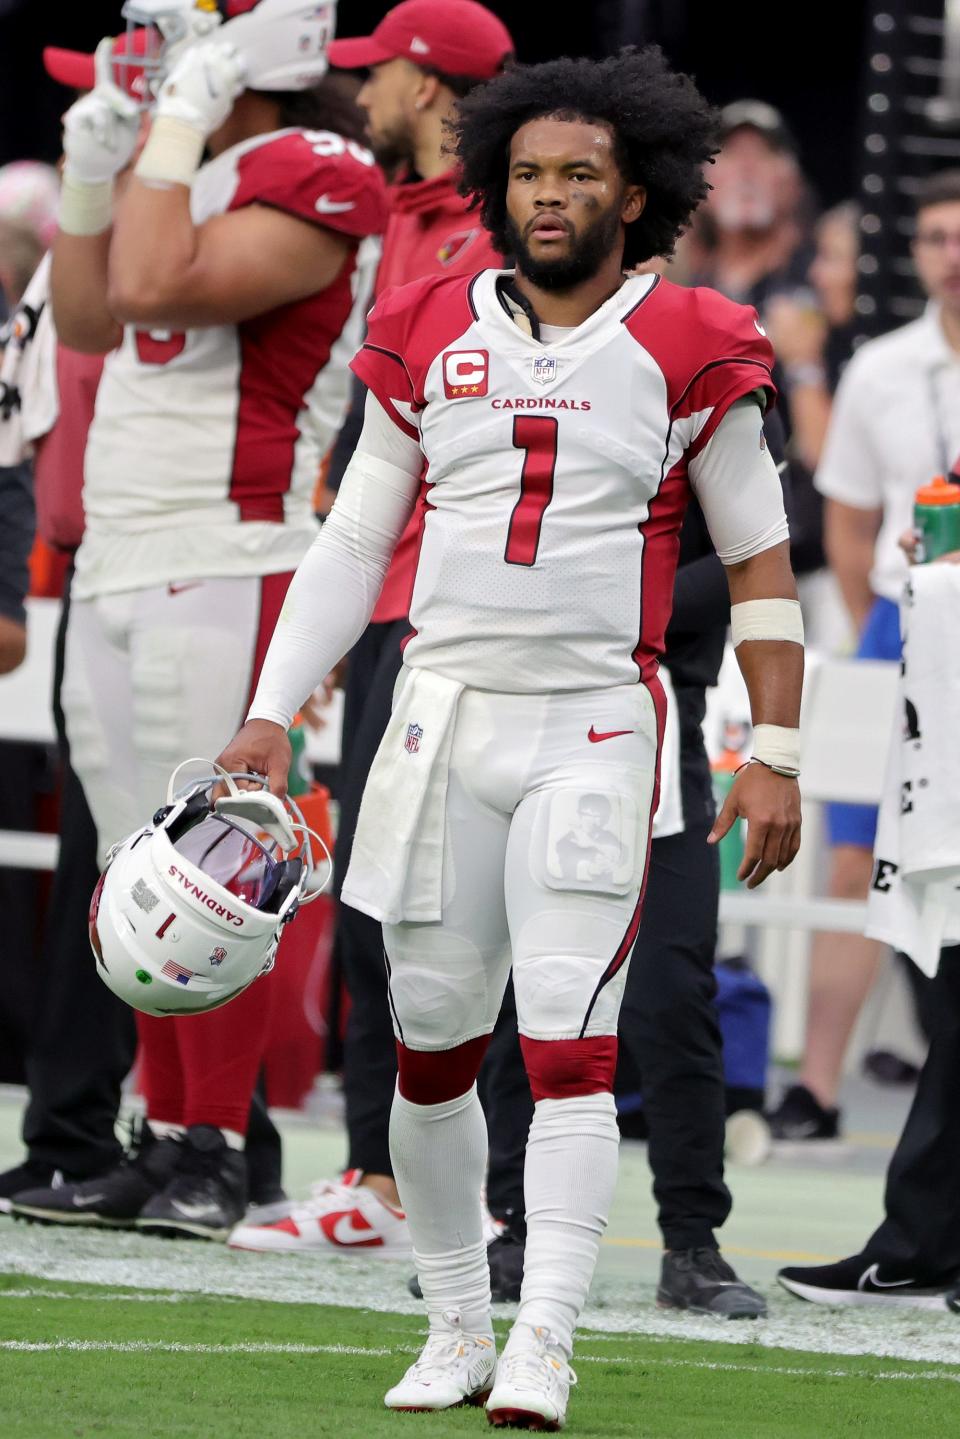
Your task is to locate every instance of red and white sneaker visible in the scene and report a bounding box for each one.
[227,1169,409,1256]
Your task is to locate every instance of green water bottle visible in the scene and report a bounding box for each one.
[914,474,960,562]
[712,748,746,891]
[286,717,311,798]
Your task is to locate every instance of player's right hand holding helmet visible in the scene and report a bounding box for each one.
[62,37,142,184]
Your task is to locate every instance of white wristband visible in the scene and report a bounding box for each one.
[134,115,206,188]
[752,724,801,775]
[730,598,804,647]
[58,172,114,237]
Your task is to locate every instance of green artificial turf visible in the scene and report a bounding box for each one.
[1,1275,958,1439]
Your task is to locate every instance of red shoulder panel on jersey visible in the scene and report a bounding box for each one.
[350,271,482,439]
[229,130,388,240]
[624,277,776,456]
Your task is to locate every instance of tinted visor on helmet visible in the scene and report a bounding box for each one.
[172,813,286,911]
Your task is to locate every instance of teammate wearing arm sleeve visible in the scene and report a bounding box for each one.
[24,1,390,1244]
[219,48,802,1429]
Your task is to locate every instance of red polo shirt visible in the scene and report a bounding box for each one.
[370,169,503,623]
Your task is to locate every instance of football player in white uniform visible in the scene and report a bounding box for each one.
[218,47,803,1428]
[33,0,388,1239]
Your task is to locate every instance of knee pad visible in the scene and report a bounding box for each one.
[396,1035,492,1104]
[520,1035,618,1103]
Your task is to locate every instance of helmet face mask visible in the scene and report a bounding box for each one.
[119,0,337,104]
[89,766,329,1018]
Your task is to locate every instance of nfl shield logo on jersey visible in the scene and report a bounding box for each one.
[405,724,424,754]
[531,354,557,385]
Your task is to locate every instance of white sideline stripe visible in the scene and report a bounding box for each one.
[2,1337,959,1386]
[0,1339,391,1356]
[0,1288,203,1304]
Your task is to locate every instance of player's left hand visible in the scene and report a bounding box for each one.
[708,761,801,889]
[154,39,247,138]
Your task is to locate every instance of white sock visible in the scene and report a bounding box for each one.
[514,1092,620,1357]
[389,1083,492,1336]
[147,1120,185,1141]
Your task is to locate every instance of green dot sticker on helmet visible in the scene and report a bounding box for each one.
[135,969,153,985]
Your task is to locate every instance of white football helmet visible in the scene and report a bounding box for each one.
[119,0,337,100]
[89,761,331,1018]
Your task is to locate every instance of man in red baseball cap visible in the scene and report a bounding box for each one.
[328,0,512,82]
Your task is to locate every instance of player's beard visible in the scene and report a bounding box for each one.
[506,202,624,291]
[367,119,415,178]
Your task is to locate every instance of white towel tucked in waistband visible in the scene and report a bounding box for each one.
[866,566,960,977]
[341,665,464,926]
[651,666,683,839]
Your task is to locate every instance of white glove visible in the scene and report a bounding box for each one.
[154,40,247,139]
[62,38,141,185]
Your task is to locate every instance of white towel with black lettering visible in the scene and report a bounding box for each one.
[341,665,464,926]
[866,566,960,976]
[0,254,57,466]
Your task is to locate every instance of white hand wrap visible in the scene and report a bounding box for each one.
[134,115,207,188]
[752,724,801,776]
[730,597,804,647]
[59,172,114,237]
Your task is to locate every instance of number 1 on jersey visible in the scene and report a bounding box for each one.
[505,416,558,567]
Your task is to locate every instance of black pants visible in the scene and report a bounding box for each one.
[482,821,731,1251]
[865,945,960,1279]
[334,618,410,1176]
[22,572,137,1176]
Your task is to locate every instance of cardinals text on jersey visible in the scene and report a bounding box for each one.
[76,127,387,598]
[350,268,775,694]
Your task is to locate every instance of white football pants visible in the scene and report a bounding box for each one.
[63,577,281,866]
[382,681,660,1048]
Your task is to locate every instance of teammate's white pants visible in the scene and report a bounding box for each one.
[382,681,660,1050]
[63,577,281,865]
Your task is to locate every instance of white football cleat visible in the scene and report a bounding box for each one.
[384,1311,496,1412]
[486,1324,577,1431]
[227,1169,409,1256]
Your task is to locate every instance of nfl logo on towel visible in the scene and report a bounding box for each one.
[531,354,557,385]
[405,723,423,754]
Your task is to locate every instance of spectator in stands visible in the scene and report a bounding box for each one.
[766,170,960,1141]
[685,100,812,315]
[228,0,515,1256]
[9,9,388,1239]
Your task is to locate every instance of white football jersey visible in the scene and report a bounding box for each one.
[351,268,775,693]
[75,127,387,599]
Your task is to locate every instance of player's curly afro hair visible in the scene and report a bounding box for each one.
[450,47,719,267]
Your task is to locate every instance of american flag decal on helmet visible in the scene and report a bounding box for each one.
[161,960,193,986]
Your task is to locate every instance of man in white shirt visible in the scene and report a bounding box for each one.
[769,170,960,1144]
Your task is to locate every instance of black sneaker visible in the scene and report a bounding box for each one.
[0,1161,71,1215]
[407,1216,526,1302]
[657,1247,767,1319]
[767,1084,841,1141]
[138,1125,247,1240]
[947,1283,960,1314]
[10,1127,182,1228]
[778,1252,955,1310]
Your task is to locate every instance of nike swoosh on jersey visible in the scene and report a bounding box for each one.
[167,582,203,596]
[587,726,635,743]
[315,195,356,214]
[858,1264,917,1290]
[319,1208,385,1248]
